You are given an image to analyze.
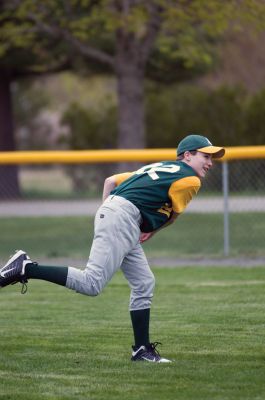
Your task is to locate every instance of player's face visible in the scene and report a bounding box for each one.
[189,151,213,178]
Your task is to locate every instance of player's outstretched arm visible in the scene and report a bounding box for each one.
[102,176,117,202]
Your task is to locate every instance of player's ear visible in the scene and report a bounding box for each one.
[183,151,191,162]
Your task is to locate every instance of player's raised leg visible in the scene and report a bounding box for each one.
[0,249,68,291]
[0,197,143,296]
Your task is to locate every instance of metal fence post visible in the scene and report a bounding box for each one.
[222,161,230,256]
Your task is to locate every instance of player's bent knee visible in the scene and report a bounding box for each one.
[66,269,105,297]
[75,285,102,297]
[76,280,103,296]
[141,272,155,297]
[150,273,156,291]
[144,272,155,295]
[129,272,155,309]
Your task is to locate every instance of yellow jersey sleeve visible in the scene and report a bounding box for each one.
[113,172,134,186]
[168,176,201,213]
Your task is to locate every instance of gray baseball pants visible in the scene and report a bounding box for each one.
[66,195,155,310]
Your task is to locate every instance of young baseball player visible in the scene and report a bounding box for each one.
[0,134,225,363]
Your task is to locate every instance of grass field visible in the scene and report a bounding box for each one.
[0,213,264,261]
[0,266,265,400]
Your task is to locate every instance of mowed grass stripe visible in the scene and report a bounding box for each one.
[0,212,265,259]
[0,266,265,400]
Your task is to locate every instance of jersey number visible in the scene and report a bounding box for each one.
[135,163,180,180]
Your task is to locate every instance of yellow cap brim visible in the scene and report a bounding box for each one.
[197,146,225,159]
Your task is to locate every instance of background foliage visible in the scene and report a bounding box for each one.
[14,77,265,150]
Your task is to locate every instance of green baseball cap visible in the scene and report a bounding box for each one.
[177,134,225,159]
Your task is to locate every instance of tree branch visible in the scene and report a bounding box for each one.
[27,12,115,68]
[62,30,115,67]
[11,58,72,79]
[139,3,163,64]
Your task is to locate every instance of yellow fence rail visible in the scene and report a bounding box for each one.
[0,146,265,164]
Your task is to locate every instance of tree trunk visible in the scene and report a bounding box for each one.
[115,38,146,172]
[0,71,21,198]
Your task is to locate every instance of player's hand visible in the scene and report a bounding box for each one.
[139,232,154,243]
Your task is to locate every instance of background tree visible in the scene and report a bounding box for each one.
[0,1,73,197]
[2,0,264,173]
[0,63,19,198]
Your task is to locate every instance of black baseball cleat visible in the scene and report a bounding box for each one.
[0,250,33,292]
[131,342,172,363]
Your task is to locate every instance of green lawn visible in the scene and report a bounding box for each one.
[0,266,265,400]
[0,213,264,261]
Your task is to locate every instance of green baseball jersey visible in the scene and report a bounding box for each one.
[111,161,201,232]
